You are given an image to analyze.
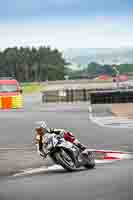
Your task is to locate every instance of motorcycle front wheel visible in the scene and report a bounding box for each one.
[53,148,76,171]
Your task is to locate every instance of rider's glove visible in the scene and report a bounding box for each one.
[40,151,47,158]
[36,144,47,158]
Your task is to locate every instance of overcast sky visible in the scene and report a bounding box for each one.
[0,0,133,50]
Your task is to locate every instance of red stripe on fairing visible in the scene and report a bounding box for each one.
[64,133,75,143]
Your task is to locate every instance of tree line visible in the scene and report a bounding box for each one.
[66,62,133,79]
[1,46,133,81]
[86,62,133,75]
[0,46,66,82]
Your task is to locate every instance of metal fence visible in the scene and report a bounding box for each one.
[42,88,133,104]
[90,89,133,104]
[42,89,90,103]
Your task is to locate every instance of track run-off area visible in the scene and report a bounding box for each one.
[0,94,133,200]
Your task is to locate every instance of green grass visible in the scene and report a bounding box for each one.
[21,83,45,94]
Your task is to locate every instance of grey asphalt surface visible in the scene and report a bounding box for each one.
[0,93,133,200]
[0,159,133,200]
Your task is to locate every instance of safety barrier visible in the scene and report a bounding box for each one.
[0,95,23,109]
[88,88,133,117]
[42,89,90,103]
[42,88,133,104]
[90,89,133,104]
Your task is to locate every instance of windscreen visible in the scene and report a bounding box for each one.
[0,84,18,92]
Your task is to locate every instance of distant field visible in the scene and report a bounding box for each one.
[20,79,122,93]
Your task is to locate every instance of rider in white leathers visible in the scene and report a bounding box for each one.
[34,121,88,158]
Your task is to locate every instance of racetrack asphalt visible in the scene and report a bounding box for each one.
[0,159,133,200]
[0,94,133,200]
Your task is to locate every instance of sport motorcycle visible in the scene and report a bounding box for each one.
[43,133,95,171]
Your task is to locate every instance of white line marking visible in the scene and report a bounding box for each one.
[95,150,133,154]
[0,147,31,150]
[89,113,133,129]
[13,165,64,177]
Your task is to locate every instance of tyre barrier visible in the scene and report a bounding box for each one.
[0,95,23,109]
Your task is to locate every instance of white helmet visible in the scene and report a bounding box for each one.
[35,121,47,130]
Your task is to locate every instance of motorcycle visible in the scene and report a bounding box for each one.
[43,133,95,171]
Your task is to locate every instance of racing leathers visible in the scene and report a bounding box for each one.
[35,128,87,158]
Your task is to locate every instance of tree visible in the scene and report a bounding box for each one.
[0,46,66,81]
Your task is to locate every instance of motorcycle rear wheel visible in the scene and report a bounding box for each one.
[83,151,96,169]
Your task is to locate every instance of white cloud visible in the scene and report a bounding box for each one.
[0,18,133,50]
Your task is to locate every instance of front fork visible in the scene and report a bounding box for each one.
[70,146,81,168]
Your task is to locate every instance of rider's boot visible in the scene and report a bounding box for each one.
[73,139,88,155]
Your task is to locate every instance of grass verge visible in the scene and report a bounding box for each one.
[21,83,45,95]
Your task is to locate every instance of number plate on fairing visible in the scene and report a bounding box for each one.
[58,141,73,149]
